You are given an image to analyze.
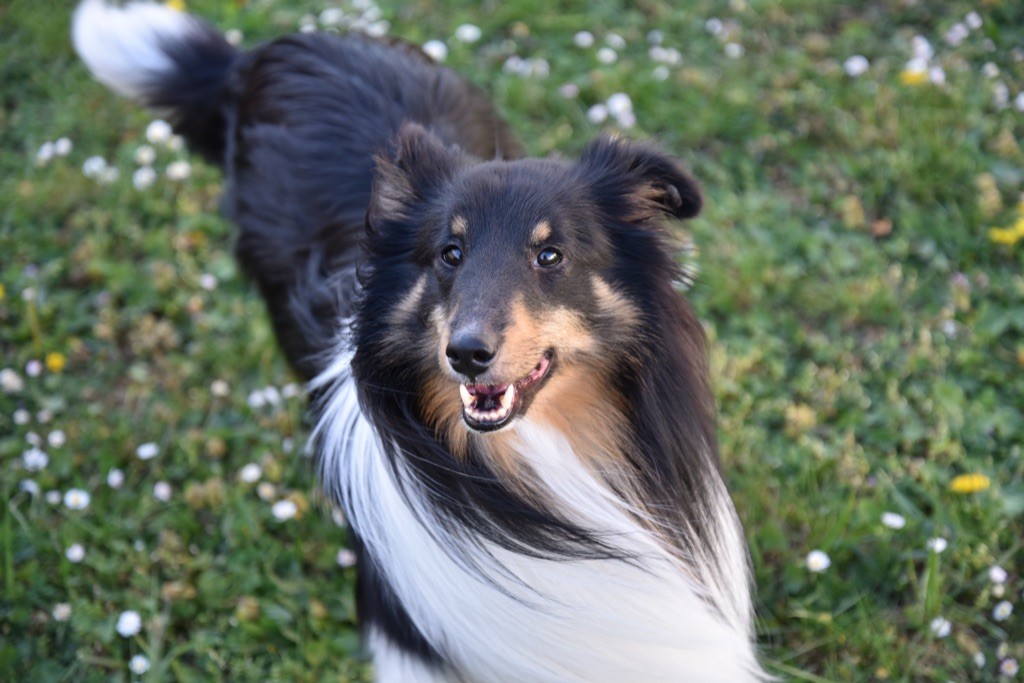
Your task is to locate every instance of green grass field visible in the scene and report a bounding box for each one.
[3,0,1023,680]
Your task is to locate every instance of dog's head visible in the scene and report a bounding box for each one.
[357,123,702,448]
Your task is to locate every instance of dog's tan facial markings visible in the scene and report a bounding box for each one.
[591,276,640,330]
[451,214,468,237]
[388,275,428,327]
[530,220,552,245]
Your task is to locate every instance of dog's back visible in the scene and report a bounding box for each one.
[74,0,521,377]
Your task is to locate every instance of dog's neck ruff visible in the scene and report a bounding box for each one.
[310,347,761,682]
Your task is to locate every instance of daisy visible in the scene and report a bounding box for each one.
[587,104,609,124]
[136,442,159,460]
[116,610,142,637]
[454,23,481,44]
[153,481,172,502]
[166,160,191,181]
[52,603,72,622]
[926,537,948,553]
[107,468,125,489]
[82,156,107,178]
[336,548,357,567]
[0,368,24,393]
[272,499,298,521]
[422,40,447,63]
[238,463,262,484]
[129,654,151,675]
[843,55,869,77]
[145,120,172,145]
[132,166,157,190]
[993,601,1013,621]
[53,137,73,156]
[573,31,594,48]
[65,543,85,563]
[63,488,91,510]
[23,447,49,472]
[48,430,66,448]
[881,512,906,529]
[929,616,951,638]
[596,47,617,65]
[990,565,1008,584]
[805,550,831,573]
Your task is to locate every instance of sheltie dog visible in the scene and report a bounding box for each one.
[73,1,764,680]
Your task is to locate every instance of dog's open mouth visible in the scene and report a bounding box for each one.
[458,351,554,432]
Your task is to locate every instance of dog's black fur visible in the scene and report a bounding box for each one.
[75,4,762,679]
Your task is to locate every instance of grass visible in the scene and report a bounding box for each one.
[2,0,1023,680]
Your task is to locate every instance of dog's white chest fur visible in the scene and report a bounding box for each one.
[312,353,760,682]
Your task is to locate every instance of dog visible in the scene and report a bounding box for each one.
[73,2,764,680]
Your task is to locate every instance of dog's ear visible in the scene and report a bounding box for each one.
[576,134,702,222]
[369,123,461,226]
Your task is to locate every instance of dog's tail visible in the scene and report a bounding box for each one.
[72,0,236,164]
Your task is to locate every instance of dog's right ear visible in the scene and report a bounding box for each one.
[369,123,461,227]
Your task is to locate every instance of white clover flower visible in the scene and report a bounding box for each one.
[586,103,609,124]
[48,430,66,448]
[20,480,40,496]
[336,548,357,567]
[23,447,49,472]
[210,379,230,397]
[911,35,933,61]
[134,145,156,166]
[82,156,107,178]
[22,287,36,303]
[605,32,626,50]
[614,110,636,129]
[65,543,85,563]
[994,81,1010,109]
[1001,659,1019,677]
[26,431,41,447]
[724,42,744,59]
[983,62,1000,78]
[319,7,343,26]
[653,65,670,81]
[805,550,831,573]
[990,565,1008,584]
[705,18,724,36]
[975,652,987,668]
[573,31,594,48]
[146,119,172,144]
[98,167,120,185]
[422,40,447,63]
[52,603,72,622]
[1,368,25,393]
[993,600,1013,621]
[256,482,276,501]
[965,11,983,30]
[132,166,157,190]
[14,408,30,425]
[225,28,243,46]
[129,654,151,675]
[116,610,142,637]
[929,66,946,85]
[107,468,125,489]
[36,141,55,165]
[153,481,172,502]
[247,390,267,409]
[166,160,191,181]
[596,47,617,65]
[45,490,62,505]
[647,29,663,46]
[239,463,262,483]
[167,135,184,151]
[272,499,298,520]
[53,137,72,156]
[262,386,282,406]
[136,442,159,460]
[365,21,390,38]
[199,273,218,291]
[881,512,906,529]
[25,359,43,377]
[606,93,633,118]
[64,488,91,510]
[929,616,951,638]
[281,383,301,399]
[945,22,969,47]
[455,23,481,43]
[1014,92,1024,113]
[37,409,52,424]
[926,537,948,554]
[844,55,869,77]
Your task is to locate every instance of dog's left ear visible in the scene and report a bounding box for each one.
[576,134,702,222]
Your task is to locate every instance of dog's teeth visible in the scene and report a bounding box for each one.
[459,384,473,409]
[500,384,515,409]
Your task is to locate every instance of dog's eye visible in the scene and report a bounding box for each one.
[441,245,463,267]
[536,247,563,268]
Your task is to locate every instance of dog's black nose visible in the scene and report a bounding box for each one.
[446,333,496,378]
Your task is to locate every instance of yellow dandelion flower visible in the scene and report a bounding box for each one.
[45,352,66,373]
[949,473,990,494]
[165,0,185,11]
[989,227,1021,245]
[900,69,928,86]
[0,283,5,300]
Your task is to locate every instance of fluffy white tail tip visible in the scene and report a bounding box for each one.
[72,0,194,100]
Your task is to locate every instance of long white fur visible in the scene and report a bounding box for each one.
[72,0,195,100]
[311,347,763,682]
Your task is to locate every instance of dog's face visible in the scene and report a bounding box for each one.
[361,124,702,446]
